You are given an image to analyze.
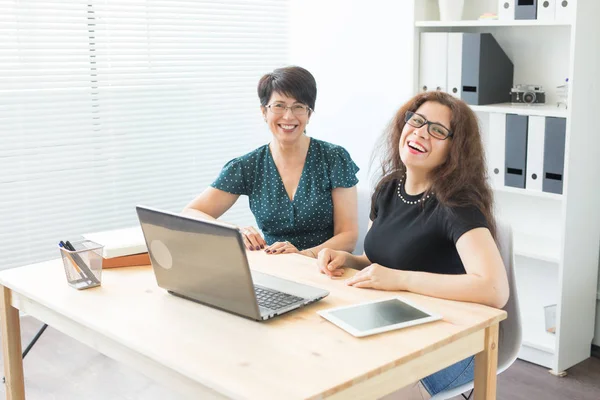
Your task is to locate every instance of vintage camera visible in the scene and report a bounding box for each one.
[510,84,546,104]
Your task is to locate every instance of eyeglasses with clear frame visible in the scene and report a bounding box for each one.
[404,111,453,140]
[266,102,312,116]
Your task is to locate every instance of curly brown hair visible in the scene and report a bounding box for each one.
[372,91,496,238]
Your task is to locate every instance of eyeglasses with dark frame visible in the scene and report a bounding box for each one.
[404,111,453,140]
[266,102,313,116]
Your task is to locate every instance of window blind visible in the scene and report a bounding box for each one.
[0,0,288,269]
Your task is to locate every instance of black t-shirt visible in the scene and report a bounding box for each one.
[364,178,489,275]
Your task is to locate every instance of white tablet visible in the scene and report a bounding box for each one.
[318,297,442,337]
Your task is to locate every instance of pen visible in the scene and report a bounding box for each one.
[59,242,88,281]
[64,240,101,285]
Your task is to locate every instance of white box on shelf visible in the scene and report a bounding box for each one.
[488,113,506,188]
[555,0,575,22]
[498,0,516,20]
[537,0,556,21]
[526,116,546,191]
[438,0,465,21]
[446,33,463,99]
[419,32,448,92]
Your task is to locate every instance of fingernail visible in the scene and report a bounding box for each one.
[261,245,264,249]
[251,246,256,251]
[328,266,334,271]
[265,250,271,253]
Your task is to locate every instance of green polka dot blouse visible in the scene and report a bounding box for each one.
[211,138,359,251]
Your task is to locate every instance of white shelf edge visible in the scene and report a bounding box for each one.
[470,103,568,118]
[522,340,555,354]
[415,20,572,28]
[515,250,560,264]
[493,186,563,201]
[513,232,561,263]
[518,345,554,369]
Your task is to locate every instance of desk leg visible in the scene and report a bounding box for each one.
[473,323,499,400]
[0,285,26,400]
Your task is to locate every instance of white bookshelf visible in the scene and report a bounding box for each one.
[470,103,568,118]
[412,0,600,374]
[415,20,571,27]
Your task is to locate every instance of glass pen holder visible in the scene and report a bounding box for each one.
[544,304,557,334]
[556,83,569,109]
[59,240,104,290]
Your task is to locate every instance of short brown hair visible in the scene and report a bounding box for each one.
[257,66,317,111]
[372,91,496,237]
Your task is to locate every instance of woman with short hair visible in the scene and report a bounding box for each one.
[184,66,359,258]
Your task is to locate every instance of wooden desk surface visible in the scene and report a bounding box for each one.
[0,252,505,399]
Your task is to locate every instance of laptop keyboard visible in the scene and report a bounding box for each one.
[254,286,304,311]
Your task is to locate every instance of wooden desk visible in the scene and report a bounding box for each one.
[0,252,505,400]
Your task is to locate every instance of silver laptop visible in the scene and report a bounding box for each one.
[136,206,329,321]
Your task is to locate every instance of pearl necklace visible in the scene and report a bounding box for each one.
[396,176,434,205]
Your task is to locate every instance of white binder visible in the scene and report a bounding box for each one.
[419,32,448,93]
[555,0,575,22]
[537,0,556,21]
[446,33,463,99]
[488,113,506,188]
[526,116,546,191]
[498,0,515,21]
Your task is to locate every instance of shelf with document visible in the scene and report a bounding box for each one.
[492,185,563,201]
[513,231,561,264]
[415,20,571,28]
[470,103,568,118]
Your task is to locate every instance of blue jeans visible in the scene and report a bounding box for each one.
[420,356,475,395]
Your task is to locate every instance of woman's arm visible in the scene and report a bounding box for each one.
[182,187,239,219]
[346,227,510,309]
[183,187,267,249]
[300,186,358,257]
[316,221,373,276]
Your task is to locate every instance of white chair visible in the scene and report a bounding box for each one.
[354,185,372,255]
[429,220,522,400]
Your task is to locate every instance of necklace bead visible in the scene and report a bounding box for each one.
[397,176,434,205]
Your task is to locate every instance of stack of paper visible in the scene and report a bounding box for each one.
[83,226,149,268]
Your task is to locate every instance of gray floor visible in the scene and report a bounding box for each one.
[1,316,599,399]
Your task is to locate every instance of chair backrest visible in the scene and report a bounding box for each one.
[354,185,372,255]
[429,220,523,400]
[495,220,523,372]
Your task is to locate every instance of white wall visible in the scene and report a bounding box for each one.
[289,0,414,189]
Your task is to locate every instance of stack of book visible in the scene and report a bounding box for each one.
[83,226,149,268]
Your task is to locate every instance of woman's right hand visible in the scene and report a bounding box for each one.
[240,226,266,250]
[317,248,347,277]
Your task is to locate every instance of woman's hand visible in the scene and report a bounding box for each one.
[265,241,299,255]
[345,264,405,291]
[316,248,347,277]
[240,226,266,250]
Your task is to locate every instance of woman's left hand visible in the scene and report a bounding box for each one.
[345,264,406,291]
[265,241,299,255]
